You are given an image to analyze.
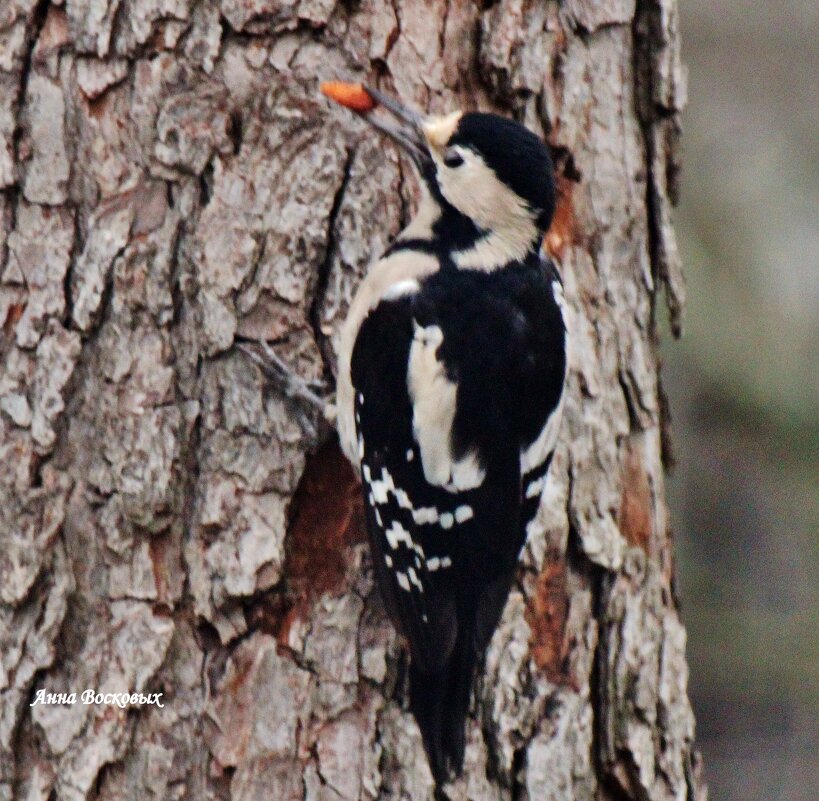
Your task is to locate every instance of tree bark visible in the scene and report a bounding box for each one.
[0,1,702,800]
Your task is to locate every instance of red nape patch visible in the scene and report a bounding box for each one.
[544,173,577,261]
[284,438,366,604]
[525,553,573,686]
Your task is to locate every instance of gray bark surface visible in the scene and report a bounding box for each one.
[0,1,703,800]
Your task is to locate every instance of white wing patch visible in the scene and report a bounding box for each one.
[407,322,486,491]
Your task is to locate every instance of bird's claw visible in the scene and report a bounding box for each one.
[237,341,335,439]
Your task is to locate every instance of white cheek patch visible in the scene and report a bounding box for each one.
[434,148,539,271]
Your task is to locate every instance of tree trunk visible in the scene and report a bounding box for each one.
[0,1,702,800]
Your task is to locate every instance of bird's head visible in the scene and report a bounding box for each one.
[323,84,555,258]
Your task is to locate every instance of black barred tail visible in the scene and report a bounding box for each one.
[410,625,478,787]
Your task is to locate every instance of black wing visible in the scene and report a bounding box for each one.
[350,258,566,664]
[351,293,467,673]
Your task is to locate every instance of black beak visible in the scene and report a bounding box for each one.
[361,86,432,173]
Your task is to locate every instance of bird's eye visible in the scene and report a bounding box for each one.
[443,149,465,168]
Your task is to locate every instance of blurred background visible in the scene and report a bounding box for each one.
[667,3,818,800]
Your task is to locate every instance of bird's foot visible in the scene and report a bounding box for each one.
[237,340,335,440]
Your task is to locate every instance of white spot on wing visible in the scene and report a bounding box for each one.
[412,506,439,525]
[454,505,473,523]
[369,468,395,505]
[371,480,389,505]
[427,555,454,572]
[385,520,413,550]
[384,554,393,567]
[394,488,412,509]
[440,512,454,530]
[406,449,414,462]
[407,567,423,591]
[396,572,411,591]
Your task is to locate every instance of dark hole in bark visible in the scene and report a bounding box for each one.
[228,110,243,155]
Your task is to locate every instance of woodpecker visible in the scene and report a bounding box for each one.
[327,85,567,786]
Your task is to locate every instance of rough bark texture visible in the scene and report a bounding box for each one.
[0,1,702,800]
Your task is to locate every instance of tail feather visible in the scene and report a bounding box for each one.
[410,626,478,786]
